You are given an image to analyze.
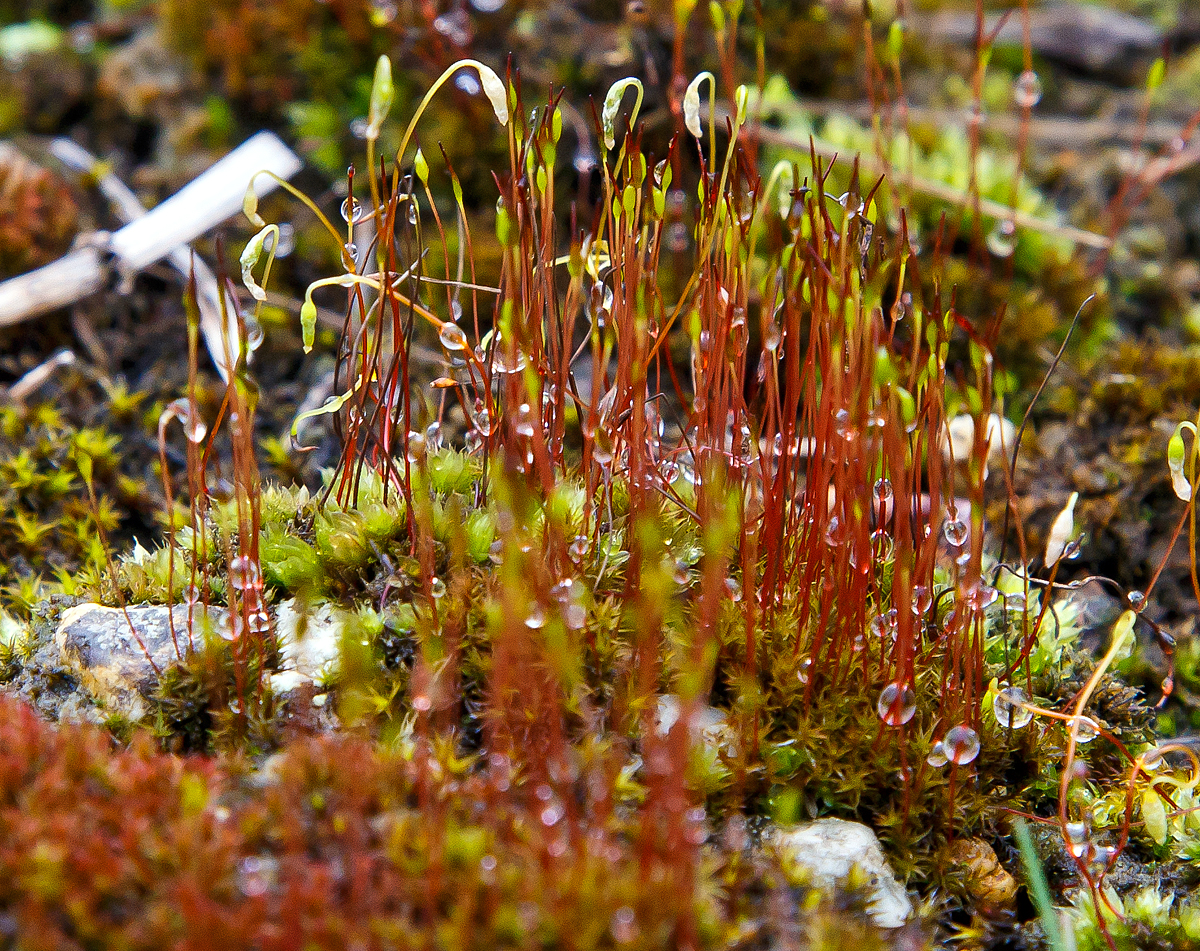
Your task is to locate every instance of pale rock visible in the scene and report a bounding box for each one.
[771,818,913,928]
[55,602,228,720]
[269,599,342,695]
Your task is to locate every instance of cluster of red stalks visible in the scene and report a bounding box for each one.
[136,6,1200,942]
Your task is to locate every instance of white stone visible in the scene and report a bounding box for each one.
[771,818,913,928]
[271,599,342,692]
[941,413,1016,477]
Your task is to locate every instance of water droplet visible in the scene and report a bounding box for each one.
[1064,820,1089,847]
[1071,716,1099,744]
[943,517,969,547]
[164,398,207,443]
[247,608,271,634]
[229,554,261,591]
[350,117,369,139]
[872,478,893,509]
[870,609,898,641]
[424,421,443,451]
[1013,69,1043,109]
[944,725,980,765]
[1128,590,1145,609]
[237,856,278,897]
[877,681,916,726]
[870,529,894,560]
[724,577,742,602]
[439,324,468,351]
[243,315,265,352]
[272,222,295,257]
[340,197,363,224]
[454,71,481,96]
[569,535,589,563]
[834,408,852,438]
[825,515,847,547]
[665,222,689,253]
[369,0,398,24]
[488,539,504,565]
[434,9,471,46]
[611,906,638,944]
[430,577,447,599]
[471,0,505,10]
[513,403,536,437]
[343,242,358,260]
[926,742,948,768]
[993,686,1033,729]
[473,408,494,437]
[525,603,547,629]
[412,693,432,712]
[986,219,1017,258]
[406,430,427,463]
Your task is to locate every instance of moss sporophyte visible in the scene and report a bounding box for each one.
[5,25,1200,947]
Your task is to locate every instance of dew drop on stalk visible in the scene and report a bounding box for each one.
[343,242,358,260]
[474,408,495,437]
[870,529,894,560]
[229,554,260,591]
[406,430,427,462]
[514,403,536,437]
[430,577,447,599]
[943,517,969,547]
[488,539,504,565]
[872,478,893,509]
[877,681,916,726]
[1071,716,1099,744]
[986,220,1016,258]
[724,577,742,602]
[165,397,207,443]
[243,315,265,352]
[993,686,1033,729]
[1128,589,1145,609]
[1013,69,1043,108]
[412,693,432,712]
[568,535,589,563]
[870,609,897,640]
[824,515,846,547]
[672,561,690,586]
[1064,820,1089,849]
[926,741,948,768]
[349,117,369,139]
[424,421,443,451]
[944,725,980,765]
[439,323,468,351]
[833,408,852,438]
[340,197,363,224]
[247,608,271,634]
